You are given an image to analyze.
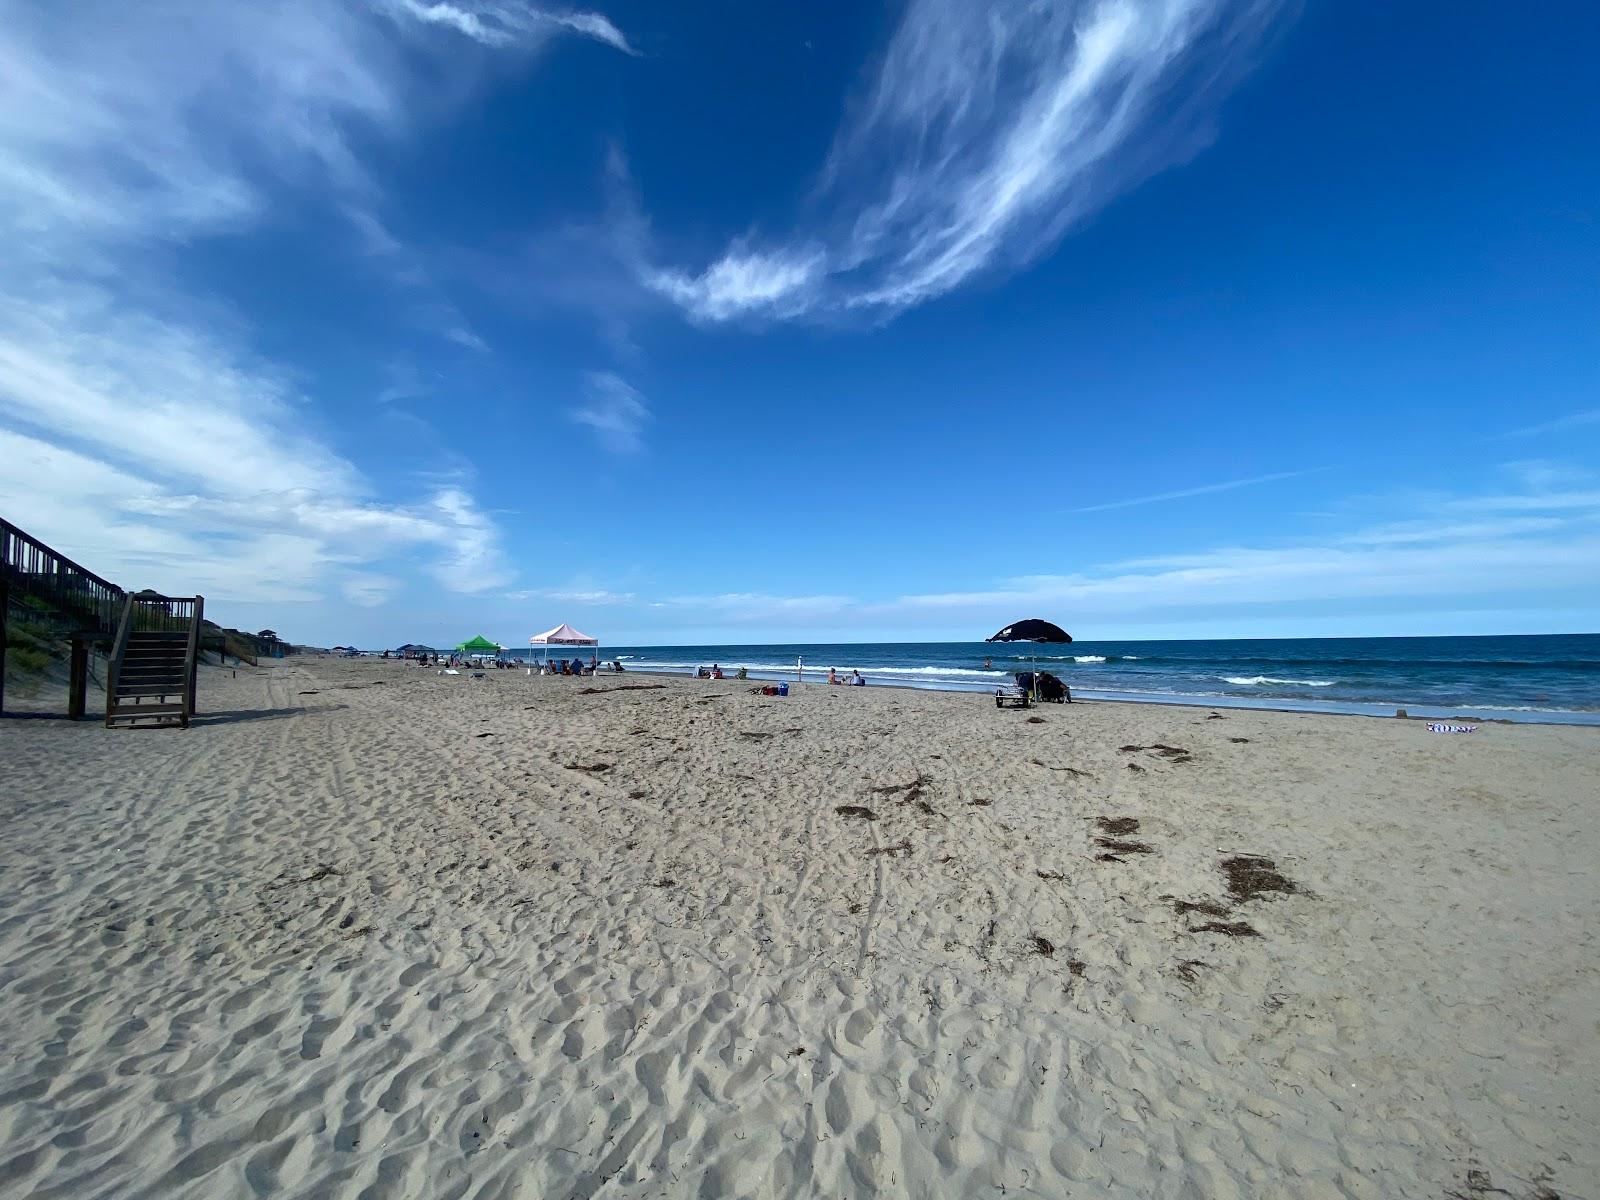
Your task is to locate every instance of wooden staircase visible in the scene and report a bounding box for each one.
[105,594,203,728]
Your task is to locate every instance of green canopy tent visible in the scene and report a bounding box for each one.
[455,635,502,659]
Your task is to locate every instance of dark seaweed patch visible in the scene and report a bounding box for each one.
[1193,920,1259,938]
[865,841,912,858]
[1095,838,1154,855]
[1221,856,1300,903]
[1172,898,1232,919]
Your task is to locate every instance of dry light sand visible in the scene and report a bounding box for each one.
[0,657,1596,1199]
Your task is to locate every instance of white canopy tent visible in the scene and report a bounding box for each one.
[529,623,599,674]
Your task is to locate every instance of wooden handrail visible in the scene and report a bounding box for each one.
[0,518,121,595]
[104,594,135,725]
[1,518,125,637]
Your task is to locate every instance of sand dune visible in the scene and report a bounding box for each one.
[0,657,1594,1198]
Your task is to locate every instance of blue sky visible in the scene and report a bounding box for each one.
[1,0,1596,647]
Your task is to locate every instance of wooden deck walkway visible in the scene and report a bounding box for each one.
[1,517,204,725]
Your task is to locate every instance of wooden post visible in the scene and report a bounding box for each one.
[185,595,204,722]
[68,637,88,720]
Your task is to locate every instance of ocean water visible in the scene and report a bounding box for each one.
[513,634,1600,725]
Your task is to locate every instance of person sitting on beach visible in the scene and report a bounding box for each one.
[711,664,724,680]
[851,670,866,686]
[827,667,840,685]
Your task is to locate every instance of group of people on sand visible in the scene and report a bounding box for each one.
[695,664,745,680]
[538,657,625,676]
[827,667,867,687]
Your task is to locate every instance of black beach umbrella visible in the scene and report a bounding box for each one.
[986,619,1072,700]
[986,619,1072,644]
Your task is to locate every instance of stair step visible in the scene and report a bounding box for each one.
[108,701,188,715]
[103,593,202,729]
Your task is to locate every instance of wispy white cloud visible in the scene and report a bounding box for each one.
[0,1,628,323]
[560,469,1600,635]
[649,247,827,324]
[0,308,515,603]
[570,371,650,453]
[382,0,635,54]
[1499,407,1600,439]
[646,0,1282,322]
[0,0,638,613]
[0,3,401,252]
[504,587,637,604]
[1069,468,1312,513]
[342,573,401,607]
[345,206,490,351]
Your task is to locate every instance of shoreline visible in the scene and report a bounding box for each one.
[597,664,1600,726]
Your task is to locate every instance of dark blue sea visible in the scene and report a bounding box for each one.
[513,634,1600,725]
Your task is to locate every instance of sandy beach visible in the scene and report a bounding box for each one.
[1,656,1595,1199]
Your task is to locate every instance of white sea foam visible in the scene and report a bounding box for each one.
[1013,654,1118,662]
[1221,675,1336,687]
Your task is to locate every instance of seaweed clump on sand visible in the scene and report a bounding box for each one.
[1095,816,1140,836]
[1193,920,1260,938]
[1094,837,1153,856]
[1221,856,1300,903]
[835,805,877,821]
[869,773,932,805]
[1171,898,1232,919]
[865,840,912,858]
